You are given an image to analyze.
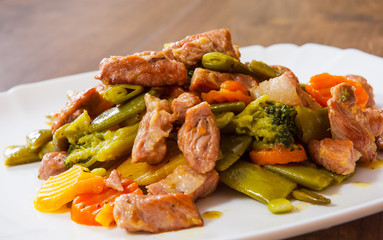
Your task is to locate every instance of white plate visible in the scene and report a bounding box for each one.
[1,43,383,240]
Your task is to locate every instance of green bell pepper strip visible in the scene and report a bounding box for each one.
[292,188,331,205]
[294,106,331,144]
[103,84,144,105]
[215,135,252,171]
[220,160,297,204]
[264,163,334,191]
[90,89,158,132]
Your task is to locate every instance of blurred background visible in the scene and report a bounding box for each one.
[1,0,383,239]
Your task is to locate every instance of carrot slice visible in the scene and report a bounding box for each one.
[250,144,307,165]
[202,80,253,104]
[305,73,368,107]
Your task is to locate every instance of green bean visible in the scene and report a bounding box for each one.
[264,163,334,191]
[202,52,255,76]
[215,112,235,129]
[4,145,41,166]
[292,188,331,205]
[90,89,158,132]
[249,60,280,81]
[103,84,144,105]
[295,106,331,144]
[321,168,355,184]
[220,160,297,204]
[267,198,294,214]
[26,129,52,152]
[215,135,252,171]
[210,101,246,114]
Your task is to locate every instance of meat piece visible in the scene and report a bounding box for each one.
[171,92,201,121]
[363,108,383,137]
[308,138,361,175]
[146,165,219,201]
[132,94,174,164]
[328,83,377,162]
[51,84,113,133]
[95,51,188,87]
[270,65,291,74]
[105,170,124,192]
[178,102,220,173]
[113,193,203,233]
[189,68,257,93]
[250,71,321,108]
[376,136,383,150]
[163,28,240,67]
[38,151,67,180]
[345,74,375,107]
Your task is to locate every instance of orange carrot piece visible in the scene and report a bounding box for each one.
[201,80,253,104]
[250,144,307,165]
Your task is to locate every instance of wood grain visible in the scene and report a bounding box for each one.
[1,0,383,239]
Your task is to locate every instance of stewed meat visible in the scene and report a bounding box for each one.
[132,94,174,164]
[113,193,203,233]
[162,28,240,67]
[189,68,258,93]
[308,138,361,175]
[146,165,219,201]
[177,102,220,173]
[95,51,188,87]
[171,92,201,121]
[38,151,67,180]
[363,108,383,137]
[105,170,124,192]
[328,83,377,162]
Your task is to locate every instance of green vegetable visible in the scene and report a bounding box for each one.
[233,95,297,149]
[26,129,52,152]
[264,163,334,191]
[103,84,144,104]
[90,168,107,177]
[294,106,331,144]
[249,60,280,81]
[210,101,246,114]
[202,52,255,76]
[215,135,252,171]
[267,198,294,214]
[4,145,40,166]
[292,188,331,205]
[220,160,297,204]
[65,123,139,168]
[215,112,235,129]
[90,89,158,132]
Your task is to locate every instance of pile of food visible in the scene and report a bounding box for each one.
[4,28,383,233]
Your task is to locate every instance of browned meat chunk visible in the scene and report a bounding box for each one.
[95,51,188,87]
[146,165,219,201]
[328,83,377,162]
[363,108,383,137]
[376,136,383,150]
[308,138,361,175]
[132,94,174,164]
[51,84,113,133]
[38,151,67,180]
[171,92,201,121]
[163,28,240,67]
[189,68,257,93]
[113,193,203,233]
[105,170,124,192]
[178,102,220,173]
[345,74,375,107]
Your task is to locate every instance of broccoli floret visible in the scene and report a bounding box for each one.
[233,95,297,149]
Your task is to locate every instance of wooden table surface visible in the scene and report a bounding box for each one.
[1,0,383,239]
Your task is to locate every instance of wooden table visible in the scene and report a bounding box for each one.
[1,0,382,239]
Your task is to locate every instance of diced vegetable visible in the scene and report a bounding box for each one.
[220,160,297,204]
[249,144,307,165]
[267,198,294,214]
[202,81,253,105]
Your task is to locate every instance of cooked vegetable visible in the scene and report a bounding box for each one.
[215,135,252,171]
[90,89,157,132]
[249,60,280,80]
[249,144,307,165]
[294,106,331,144]
[210,101,246,114]
[267,198,294,214]
[202,80,253,105]
[220,160,297,204]
[4,145,41,166]
[292,188,331,205]
[202,52,255,76]
[34,166,104,212]
[233,95,297,150]
[103,84,144,104]
[305,73,369,107]
[26,129,53,151]
[264,163,334,190]
[215,112,235,129]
